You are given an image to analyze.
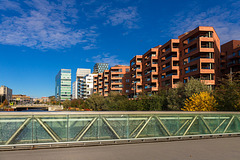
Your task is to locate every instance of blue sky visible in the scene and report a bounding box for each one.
[0,0,239,98]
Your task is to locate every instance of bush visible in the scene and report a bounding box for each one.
[182,92,217,111]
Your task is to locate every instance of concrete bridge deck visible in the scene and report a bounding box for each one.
[1,137,240,160]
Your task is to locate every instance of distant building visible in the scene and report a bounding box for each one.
[0,85,12,102]
[219,40,240,76]
[55,69,71,101]
[41,97,50,103]
[72,81,77,99]
[81,73,97,99]
[93,63,109,73]
[12,94,31,104]
[94,65,130,96]
[75,68,92,99]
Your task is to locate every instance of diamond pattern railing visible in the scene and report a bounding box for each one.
[1,112,240,145]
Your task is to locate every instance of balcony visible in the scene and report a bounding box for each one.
[189,57,200,63]
[166,72,178,77]
[144,70,152,75]
[201,42,213,48]
[144,86,152,89]
[188,37,197,43]
[187,47,197,54]
[201,63,214,69]
[162,65,170,70]
[185,68,197,74]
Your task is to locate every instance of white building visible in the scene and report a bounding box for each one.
[0,85,12,102]
[72,81,77,99]
[76,69,91,99]
[74,68,97,99]
[82,74,97,98]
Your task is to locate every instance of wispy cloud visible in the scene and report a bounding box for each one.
[83,3,111,18]
[0,0,22,12]
[87,53,128,67]
[106,6,139,29]
[0,0,98,50]
[169,1,240,44]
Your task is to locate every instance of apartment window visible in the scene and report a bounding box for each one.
[173,61,179,66]
[201,74,214,80]
[137,58,142,62]
[173,79,180,84]
[126,69,129,72]
[201,42,213,48]
[173,43,179,48]
[202,63,214,69]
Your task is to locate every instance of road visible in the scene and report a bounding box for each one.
[1,137,240,160]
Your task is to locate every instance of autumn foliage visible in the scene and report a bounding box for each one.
[182,92,217,111]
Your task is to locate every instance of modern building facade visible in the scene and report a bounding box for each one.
[220,40,240,77]
[82,74,98,99]
[92,26,238,98]
[159,39,180,89]
[178,26,220,89]
[94,65,130,96]
[55,69,71,101]
[142,46,160,94]
[130,55,143,97]
[75,69,91,99]
[0,85,12,102]
[72,81,77,99]
[93,63,109,73]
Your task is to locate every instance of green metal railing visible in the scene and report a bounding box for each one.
[1,112,240,145]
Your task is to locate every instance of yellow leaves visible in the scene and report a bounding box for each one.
[182,92,217,111]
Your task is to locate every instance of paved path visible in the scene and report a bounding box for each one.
[1,138,240,160]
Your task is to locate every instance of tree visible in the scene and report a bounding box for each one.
[166,83,185,110]
[0,99,9,108]
[182,92,217,111]
[184,77,211,97]
[71,99,86,109]
[0,95,6,104]
[49,96,57,105]
[104,92,128,111]
[85,93,105,110]
[167,78,211,110]
[214,73,240,111]
[63,99,71,109]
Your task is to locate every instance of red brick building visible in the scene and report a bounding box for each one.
[93,65,130,96]
[93,26,239,98]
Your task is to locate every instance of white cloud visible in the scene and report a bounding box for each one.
[0,0,98,50]
[87,53,128,67]
[106,6,139,29]
[0,0,22,12]
[169,1,240,44]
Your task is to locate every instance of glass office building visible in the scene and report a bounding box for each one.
[93,63,109,73]
[55,69,71,101]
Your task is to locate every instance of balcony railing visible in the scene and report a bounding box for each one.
[188,47,197,54]
[185,68,197,73]
[162,66,170,70]
[144,86,152,89]
[166,73,177,77]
